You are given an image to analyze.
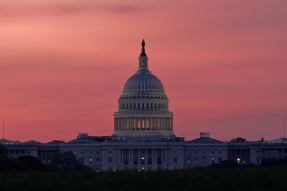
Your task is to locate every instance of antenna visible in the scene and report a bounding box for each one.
[2,117,4,140]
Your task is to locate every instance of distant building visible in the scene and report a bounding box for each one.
[2,40,287,170]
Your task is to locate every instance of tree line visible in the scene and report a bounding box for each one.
[0,144,90,172]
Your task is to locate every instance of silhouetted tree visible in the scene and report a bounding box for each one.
[0,143,9,161]
[46,151,90,171]
[261,158,287,167]
[18,155,45,171]
[230,137,246,143]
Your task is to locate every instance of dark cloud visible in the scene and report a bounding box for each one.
[0,2,151,18]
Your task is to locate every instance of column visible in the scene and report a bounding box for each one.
[131,149,134,164]
[122,149,124,164]
[118,149,121,165]
[138,149,140,165]
[165,149,167,165]
[114,118,116,130]
[155,149,157,164]
[152,149,154,164]
[162,149,164,164]
[171,118,173,130]
[129,149,131,164]
[166,118,168,130]
[145,149,147,165]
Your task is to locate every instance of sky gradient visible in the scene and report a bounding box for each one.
[1,0,287,142]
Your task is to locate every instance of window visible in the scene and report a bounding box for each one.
[186,151,190,154]
[109,158,112,163]
[89,158,93,164]
[211,151,214,154]
[48,160,51,164]
[211,158,214,164]
[96,151,99,154]
[219,158,222,163]
[109,150,112,154]
[96,158,100,164]
[203,157,206,163]
[174,150,177,153]
[195,151,197,154]
[174,158,177,163]
[218,151,221,154]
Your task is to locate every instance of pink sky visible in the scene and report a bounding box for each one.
[0,0,287,142]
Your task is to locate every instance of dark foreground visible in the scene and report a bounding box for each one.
[1,166,287,191]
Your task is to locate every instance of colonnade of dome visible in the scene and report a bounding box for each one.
[114,117,173,131]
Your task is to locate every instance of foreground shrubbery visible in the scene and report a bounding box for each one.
[1,166,287,191]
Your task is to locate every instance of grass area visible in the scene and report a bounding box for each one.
[1,166,287,191]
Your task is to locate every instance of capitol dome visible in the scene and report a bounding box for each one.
[112,40,175,141]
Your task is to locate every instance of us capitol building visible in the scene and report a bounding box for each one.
[1,40,287,171]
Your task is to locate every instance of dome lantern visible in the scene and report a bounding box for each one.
[138,39,149,73]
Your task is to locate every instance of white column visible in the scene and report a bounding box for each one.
[155,149,157,164]
[132,149,134,164]
[129,149,131,164]
[122,149,124,164]
[162,149,164,164]
[165,149,167,165]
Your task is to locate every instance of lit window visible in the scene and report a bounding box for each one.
[237,158,240,164]
[89,158,93,164]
